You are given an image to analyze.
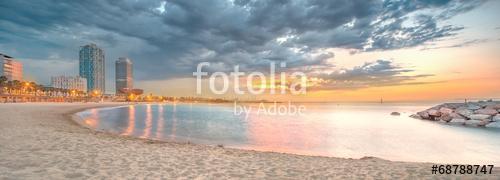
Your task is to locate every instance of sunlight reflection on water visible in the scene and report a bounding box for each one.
[76,103,500,164]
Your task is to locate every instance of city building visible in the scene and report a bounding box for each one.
[50,75,87,92]
[0,53,23,81]
[79,44,105,94]
[115,57,133,94]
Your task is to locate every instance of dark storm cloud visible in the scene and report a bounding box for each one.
[0,0,486,84]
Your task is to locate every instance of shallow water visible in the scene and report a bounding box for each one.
[76,103,500,164]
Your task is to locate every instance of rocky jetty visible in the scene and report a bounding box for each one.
[411,100,500,128]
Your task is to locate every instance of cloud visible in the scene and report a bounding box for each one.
[420,38,490,50]
[309,60,436,90]
[0,0,487,86]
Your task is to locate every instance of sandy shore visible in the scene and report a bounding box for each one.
[0,103,498,179]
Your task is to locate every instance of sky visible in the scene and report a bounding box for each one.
[0,0,499,102]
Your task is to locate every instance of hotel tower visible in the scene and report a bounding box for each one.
[0,53,23,81]
[79,44,105,94]
[115,57,133,94]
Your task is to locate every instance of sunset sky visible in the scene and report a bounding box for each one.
[0,0,499,102]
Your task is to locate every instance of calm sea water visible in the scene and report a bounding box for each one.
[76,103,500,164]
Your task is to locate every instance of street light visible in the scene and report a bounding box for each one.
[128,94,135,102]
[92,90,100,97]
[23,82,31,94]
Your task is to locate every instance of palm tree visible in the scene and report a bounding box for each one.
[11,80,22,94]
[0,76,7,87]
[0,76,6,94]
[34,84,45,96]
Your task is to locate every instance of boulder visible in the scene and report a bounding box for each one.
[442,103,465,109]
[448,118,466,125]
[475,109,498,116]
[450,113,466,119]
[466,104,481,110]
[390,112,400,116]
[492,114,500,122]
[439,113,453,122]
[485,104,500,110]
[427,109,441,117]
[410,114,421,119]
[456,108,473,118]
[417,111,430,119]
[468,114,491,120]
[485,122,500,128]
[439,107,454,114]
[479,120,490,126]
[464,120,482,126]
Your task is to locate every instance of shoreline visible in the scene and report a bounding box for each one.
[1,102,498,178]
[69,103,375,160]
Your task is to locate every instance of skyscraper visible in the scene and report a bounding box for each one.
[115,57,133,94]
[0,53,23,81]
[79,44,105,94]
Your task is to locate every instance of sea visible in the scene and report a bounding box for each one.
[75,102,500,164]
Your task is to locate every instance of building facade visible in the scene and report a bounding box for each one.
[51,76,87,92]
[115,57,133,94]
[79,44,105,93]
[0,53,23,81]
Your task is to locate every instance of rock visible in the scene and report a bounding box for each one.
[439,107,454,114]
[417,111,430,119]
[390,112,400,116]
[427,109,441,117]
[475,109,498,116]
[439,113,453,122]
[479,120,490,126]
[492,114,500,122]
[468,114,491,120]
[464,120,482,126]
[414,101,500,128]
[410,114,421,119]
[485,104,500,110]
[450,112,465,119]
[466,104,481,110]
[442,103,466,109]
[448,118,466,125]
[485,122,500,128]
[456,108,473,118]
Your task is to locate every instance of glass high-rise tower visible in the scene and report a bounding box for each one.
[115,57,133,94]
[79,44,105,94]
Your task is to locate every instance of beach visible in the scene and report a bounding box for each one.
[0,103,498,179]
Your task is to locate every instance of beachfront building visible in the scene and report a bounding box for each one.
[79,44,105,94]
[50,75,87,92]
[0,53,23,81]
[115,57,133,94]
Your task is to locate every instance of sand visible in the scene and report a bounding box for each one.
[0,103,498,179]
